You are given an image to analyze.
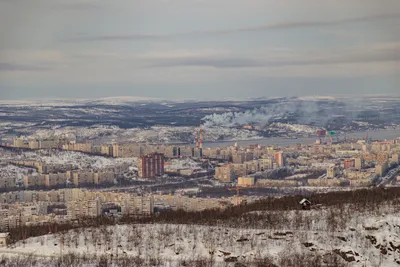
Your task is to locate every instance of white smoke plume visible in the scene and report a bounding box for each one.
[201,99,347,128]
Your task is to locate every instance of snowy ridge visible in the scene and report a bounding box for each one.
[5,206,400,266]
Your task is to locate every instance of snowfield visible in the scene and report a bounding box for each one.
[22,125,263,144]
[5,206,400,266]
[14,150,136,171]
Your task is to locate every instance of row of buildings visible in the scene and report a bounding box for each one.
[214,152,285,183]
[23,171,115,189]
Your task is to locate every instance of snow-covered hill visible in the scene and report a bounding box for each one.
[6,206,400,266]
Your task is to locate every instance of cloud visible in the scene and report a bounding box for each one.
[69,13,400,42]
[142,43,400,69]
[149,57,264,68]
[0,62,48,71]
[52,3,99,10]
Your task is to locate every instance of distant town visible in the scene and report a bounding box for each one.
[0,129,398,236]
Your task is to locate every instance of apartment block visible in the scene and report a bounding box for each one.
[344,159,355,169]
[259,158,273,171]
[62,143,93,153]
[67,198,101,220]
[232,152,245,164]
[112,143,142,158]
[392,153,400,164]
[94,172,115,185]
[376,162,389,177]
[24,174,46,188]
[257,179,297,187]
[138,153,165,178]
[121,195,153,216]
[232,163,247,177]
[308,178,345,187]
[274,151,285,167]
[45,173,67,187]
[100,144,113,156]
[238,177,255,186]
[245,160,260,173]
[73,172,94,186]
[214,164,234,183]
[326,166,339,178]
[354,158,364,170]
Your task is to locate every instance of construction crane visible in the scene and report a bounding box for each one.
[228,185,260,205]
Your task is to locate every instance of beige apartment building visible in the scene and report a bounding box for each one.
[45,173,67,187]
[24,174,46,188]
[73,172,94,186]
[94,172,115,185]
[232,163,247,177]
[376,161,389,177]
[154,194,228,212]
[100,144,113,156]
[113,143,142,158]
[392,153,400,164]
[121,195,154,216]
[259,157,273,170]
[67,198,102,220]
[238,177,255,186]
[215,164,234,183]
[62,143,93,153]
[257,179,297,187]
[308,178,345,187]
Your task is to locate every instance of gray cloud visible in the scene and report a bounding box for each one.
[51,2,100,10]
[145,44,400,69]
[70,13,400,42]
[224,13,400,33]
[150,57,264,68]
[0,62,48,71]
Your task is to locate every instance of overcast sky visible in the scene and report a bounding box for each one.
[0,0,399,100]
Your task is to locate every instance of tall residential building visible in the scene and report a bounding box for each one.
[376,162,389,177]
[232,152,245,164]
[327,166,339,178]
[344,159,355,169]
[274,151,285,167]
[215,164,234,183]
[67,198,102,220]
[392,153,400,164]
[232,163,247,177]
[121,195,154,216]
[354,158,364,170]
[138,153,165,178]
[259,158,274,170]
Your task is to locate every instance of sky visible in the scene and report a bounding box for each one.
[0,0,399,100]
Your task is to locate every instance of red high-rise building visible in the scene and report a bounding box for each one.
[344,159,355,169]
[274,151,285,167]
[138,153,165,178]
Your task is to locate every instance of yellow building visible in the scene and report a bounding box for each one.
[238,177,255,186]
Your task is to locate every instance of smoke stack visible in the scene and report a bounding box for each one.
[199,122,203,149]
[195,129,199,149]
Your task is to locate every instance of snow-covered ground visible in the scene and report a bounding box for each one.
[6,206,400,266]
[269,122,318,135]
[166,158,201,171]
[22,125,263,144]
[0,164,34,184]
[14,150,136,171]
